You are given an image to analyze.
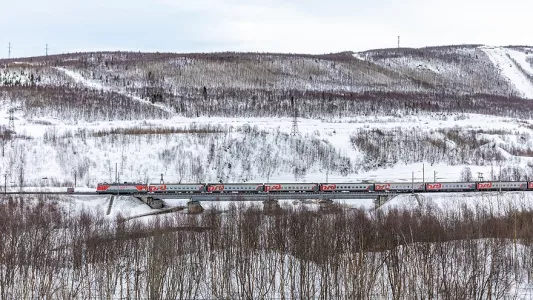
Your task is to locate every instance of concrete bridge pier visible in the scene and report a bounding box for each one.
[318,198,334,208]
[187,200,204,214]
[375,195,393,209]
[263,199,281,213]
[135,196,164,209]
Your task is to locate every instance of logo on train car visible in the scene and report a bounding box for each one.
[96,184,110,191]
[265,184,282,191]
[375,183,391,191]
[149,184,167,192]
[426,183,442,190]
[477,182,493,189]
[208,185,225,192]
[321,184,337,191]
[136,185,149,191]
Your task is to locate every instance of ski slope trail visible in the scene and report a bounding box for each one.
[55,67,174,114]
[481,46,533,99]
[506,48,533,77]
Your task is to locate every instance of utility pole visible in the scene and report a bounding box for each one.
[160,173,164,184]
[45,44,49,56]
[397,36,400,49]
[8,108,15,131]
[412,171,414,193]
[115,163,118,183]
[434,171,437,182]
[499,164,502,193]
[8,42,11,58]
[326,155,330,184]
[422,163,425,183]
[4,173,6,194]
[291,95,300,181]
[291,96,299,137]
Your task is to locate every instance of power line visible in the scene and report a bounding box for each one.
[290,96,299,137]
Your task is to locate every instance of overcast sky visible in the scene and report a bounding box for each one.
[1,0,532,58]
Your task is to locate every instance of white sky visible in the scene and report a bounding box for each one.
[1,0,532,58]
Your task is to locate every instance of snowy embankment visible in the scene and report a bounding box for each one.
[481,46,533,99]
[384,190,533,214]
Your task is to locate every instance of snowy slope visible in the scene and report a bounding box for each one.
[481,46,533,99]
[3,107,533,189]
[505,49,533,76]
[55,67,174,114]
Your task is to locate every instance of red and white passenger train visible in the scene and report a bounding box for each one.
[95,181,532,194]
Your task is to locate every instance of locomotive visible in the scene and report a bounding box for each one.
[95,181,531,194]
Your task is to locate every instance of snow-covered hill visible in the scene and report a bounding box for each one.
[481,46,533,99]
[2,45,533,188]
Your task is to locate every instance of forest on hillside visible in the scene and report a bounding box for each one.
[0,46,532,121]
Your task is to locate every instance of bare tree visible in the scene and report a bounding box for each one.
[460,166,473,181]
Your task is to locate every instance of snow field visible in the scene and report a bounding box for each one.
[481,46,533,99]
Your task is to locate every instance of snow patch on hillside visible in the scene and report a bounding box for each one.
[55,67,106,90]
[54,67,174,114]
[481,46,533,99]
[352,52,366,61]
[507,48,533,76]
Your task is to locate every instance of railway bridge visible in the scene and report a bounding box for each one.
[134,191,398,210]
[1,191,399,211]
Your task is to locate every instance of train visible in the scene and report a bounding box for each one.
[95,181,532,194]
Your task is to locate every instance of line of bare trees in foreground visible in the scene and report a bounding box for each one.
[2,195,533,299]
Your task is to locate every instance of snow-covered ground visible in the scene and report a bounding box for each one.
[481,46,533,99]
[3,102,533,188]
[39,190,533,222]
